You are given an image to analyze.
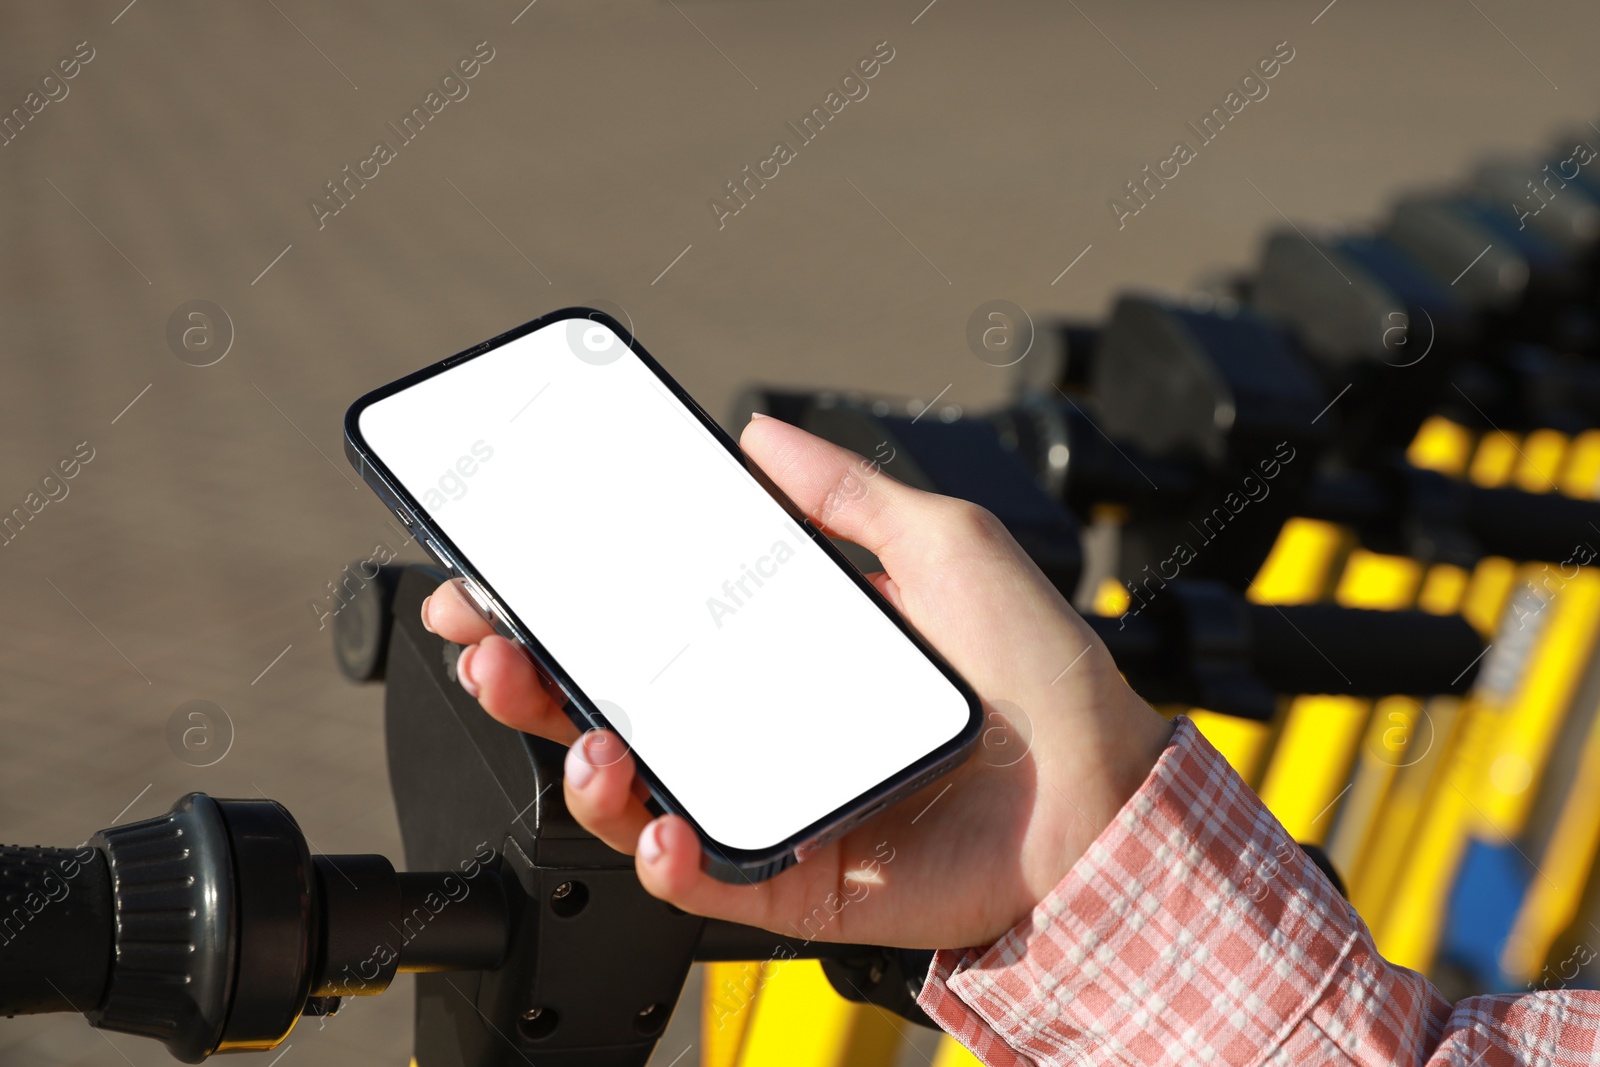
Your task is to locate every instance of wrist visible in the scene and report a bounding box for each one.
[1037,697,1174,912]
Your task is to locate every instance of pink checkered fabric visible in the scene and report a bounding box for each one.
[917,716,1600,1065]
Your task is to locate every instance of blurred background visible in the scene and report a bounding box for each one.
[5,1,1600,1064]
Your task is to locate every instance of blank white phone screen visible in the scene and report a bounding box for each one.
[358,318,971,851]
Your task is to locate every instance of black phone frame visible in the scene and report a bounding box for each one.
[344,306,984,883]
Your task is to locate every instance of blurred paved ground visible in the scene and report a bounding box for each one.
[1,1,1598,1064]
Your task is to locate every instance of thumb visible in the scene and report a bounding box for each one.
[737,414,933,564]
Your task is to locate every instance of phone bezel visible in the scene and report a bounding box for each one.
[344,307,985,881]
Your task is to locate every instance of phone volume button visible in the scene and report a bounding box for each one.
[424,539,460,575]
[460,579,496,621]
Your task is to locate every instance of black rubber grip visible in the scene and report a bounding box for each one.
[1089,602,1484,703]
[0,843,113,1015]
[1247,604,1484,697]
[1089,610,1165,679]
[694,919,876,962]
[1465,484,1600,565]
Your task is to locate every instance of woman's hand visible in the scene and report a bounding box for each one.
[423,414,1173,950]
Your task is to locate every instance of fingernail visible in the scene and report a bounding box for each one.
[749,411,769,421]
[420,596,436,633]
[457,645,480,697]
[638,819,665,864]
[566,733,597,789]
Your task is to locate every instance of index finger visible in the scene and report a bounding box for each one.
[424,579,577,744]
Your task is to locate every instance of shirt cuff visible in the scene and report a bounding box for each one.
[916,716,1361,1066]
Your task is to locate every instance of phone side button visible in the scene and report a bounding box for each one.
[459,578,498,625]
[423,539,460,575]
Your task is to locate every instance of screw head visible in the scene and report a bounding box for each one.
[521,1007,543,1022]
[552,881,573,900]
[631,1002,669,1036]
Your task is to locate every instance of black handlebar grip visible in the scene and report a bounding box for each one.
[1083,610,1165,679]
[1465,484,1600,565]
[1085,598,1484,710]
[1248,604,1485,697]
[0,843,113,1015]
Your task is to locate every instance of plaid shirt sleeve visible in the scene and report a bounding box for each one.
[917,716,1600,1066]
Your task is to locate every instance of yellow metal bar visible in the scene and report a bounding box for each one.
[1334,549,1424,609]
[1469,431,1522,486]
[1331,555,1474,897]
[1256,696,1371,844]
[1495,439,1600,982]
[704,961,769,1067]
[1417,564,1470,616]
[1326,695,1428,882]
[1249,518,1350,604]
[1512,428,1567,494]
[1460,557,1519,637]
[1320,422,1482,907]
[1559,429,1600,498]
[1373,695,1498,968]
[1184,708,1277,787]
[735,960,903,1067]
[1473,570,1600,837]
[1546,864,1600,992]
[933,1037,985,1066]
[1344,696,1467,922]
[1368,428,1547,969]
[1407,416,1476,476]
[1502,675,1600,980]
[1092,577,1129,616]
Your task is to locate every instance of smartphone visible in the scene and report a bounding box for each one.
[345,308,983,882]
